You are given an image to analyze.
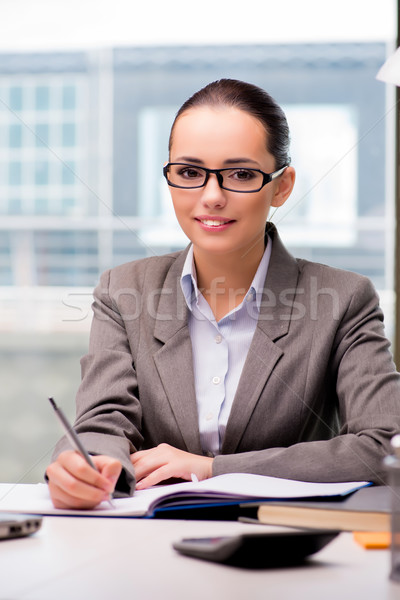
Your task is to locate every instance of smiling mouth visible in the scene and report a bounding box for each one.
[196,218,234,227]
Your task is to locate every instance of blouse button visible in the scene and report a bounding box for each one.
[212,376,221,385]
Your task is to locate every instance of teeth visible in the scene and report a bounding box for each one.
[201,219,226,226]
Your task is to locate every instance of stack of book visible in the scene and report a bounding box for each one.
[252,486,390,532]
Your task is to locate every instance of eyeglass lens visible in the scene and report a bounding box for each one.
[166,164,264,191]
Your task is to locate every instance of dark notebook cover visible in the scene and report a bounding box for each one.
[257,485,390,512]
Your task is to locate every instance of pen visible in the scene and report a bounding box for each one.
[48,397,115,508]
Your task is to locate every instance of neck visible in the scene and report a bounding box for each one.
[193,242,265,320]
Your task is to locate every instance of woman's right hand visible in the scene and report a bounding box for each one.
[46,450,122,510]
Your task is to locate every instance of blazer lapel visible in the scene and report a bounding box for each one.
[221,224,300,454]
[152,248,203,455]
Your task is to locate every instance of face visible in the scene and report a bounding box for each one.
[168,105,294,264]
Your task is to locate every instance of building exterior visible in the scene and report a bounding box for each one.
[0,42,391,332]
[112,42,390,289]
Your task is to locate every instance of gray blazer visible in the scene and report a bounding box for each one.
[54,225,400,495]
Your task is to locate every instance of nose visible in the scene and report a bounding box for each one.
[200,172,227,209]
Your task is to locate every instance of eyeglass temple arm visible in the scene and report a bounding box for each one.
[270,165,288,180]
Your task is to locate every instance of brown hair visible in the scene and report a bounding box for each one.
[169,78,291,169]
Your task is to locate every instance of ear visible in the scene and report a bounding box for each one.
[271,167,296,208]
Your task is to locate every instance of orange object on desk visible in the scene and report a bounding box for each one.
[353,531,390,549]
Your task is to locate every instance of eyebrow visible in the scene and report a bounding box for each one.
[174,156,260,166]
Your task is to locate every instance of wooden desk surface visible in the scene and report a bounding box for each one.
[0,517,398,600]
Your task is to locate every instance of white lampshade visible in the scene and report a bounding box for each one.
[377,47,400,86]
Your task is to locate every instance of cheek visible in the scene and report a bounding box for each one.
[247,193,271,217]
[171,195,193,227]
[169,190,182,211]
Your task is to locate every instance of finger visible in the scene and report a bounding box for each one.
[130,444,174,465]
[47,452,116,502]
[135,464,176,490]
[130,449,167,481]
[47,461,111,509]
[48,481,108,510]
[130,449,152,465]
[58,451,115,493]
[93,456,122,490]
[133,455,167,483]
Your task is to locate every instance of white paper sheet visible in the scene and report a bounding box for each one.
[0,474,370,517]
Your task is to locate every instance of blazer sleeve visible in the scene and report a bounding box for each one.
[52,268,140,496]
[213,274,400,485]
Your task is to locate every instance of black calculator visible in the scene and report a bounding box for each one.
[173,529,339,567]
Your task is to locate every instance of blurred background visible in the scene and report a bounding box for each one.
[0,0,397,482]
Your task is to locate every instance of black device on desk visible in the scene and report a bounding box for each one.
[173,529,339,568]
[0,514,42,540]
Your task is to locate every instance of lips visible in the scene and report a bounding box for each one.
[199,219,228,227]
[195,216,235,227]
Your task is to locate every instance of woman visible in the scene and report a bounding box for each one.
[47,79,400,509]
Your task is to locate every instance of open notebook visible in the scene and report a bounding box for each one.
[0,473,369,518]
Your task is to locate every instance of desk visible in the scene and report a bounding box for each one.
[0,517,398,600]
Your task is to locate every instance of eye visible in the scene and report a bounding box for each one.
[177,166,204,179]
[229,168,257,181]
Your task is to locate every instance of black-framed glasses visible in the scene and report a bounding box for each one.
[163,163,287,193]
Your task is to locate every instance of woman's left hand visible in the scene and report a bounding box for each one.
[130,444,213,490]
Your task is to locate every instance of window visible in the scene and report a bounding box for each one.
[62,123,75,146]
[62,84,76,110]
[0,77,86,219]
[35,85,50,110]
[9,160,21,185]
[35,123,49,146]
[9,123,22,147]
[9,86,22,110]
